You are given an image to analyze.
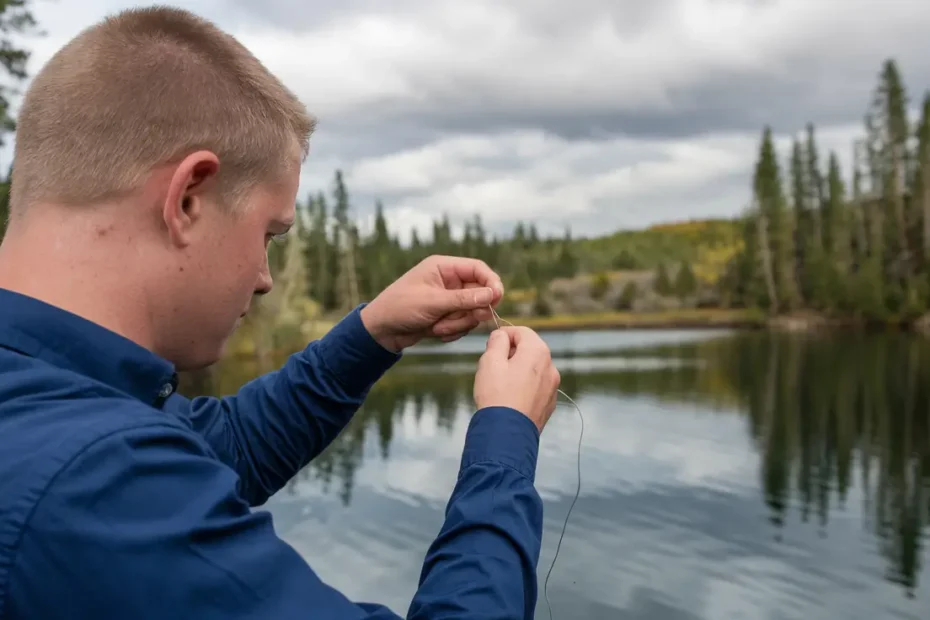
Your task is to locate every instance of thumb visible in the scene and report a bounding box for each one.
[483,328,512,360]
[443,286,494,312]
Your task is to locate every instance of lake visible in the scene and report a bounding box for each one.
[180,328,930,619]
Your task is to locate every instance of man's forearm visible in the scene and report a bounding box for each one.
[183,304,401,506]
[408,407,544,619]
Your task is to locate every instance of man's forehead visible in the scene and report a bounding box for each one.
[251,174,298,222]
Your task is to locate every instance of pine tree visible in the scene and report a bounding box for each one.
[654,263,673,296]
[805,124,826,249]
[727,209,767,309]
[674,261,698,298]
[527,223,539,247]
[332,170,360,310]
[871,59,911,299]
[311,193,338,311]
[789,138,808,295]
[913,93,930,274]
[532,284,551,316]
[611,249,638,269]
[756,208,779,311]
[471,214,488,261]
[555,227,578,278]
[615,281,637,310]
[789,137,812,303]
[850,144,869,266]
[0,2,39,146]
[512,222,527,250]
[755,126,799,311]
[366,200,393,297]
[824,152,851,308]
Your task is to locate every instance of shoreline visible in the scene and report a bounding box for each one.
[224,308,928,365]
[304,308,927,338]
[477,309,767,332]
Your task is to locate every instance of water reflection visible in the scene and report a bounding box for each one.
[179,330,930,618]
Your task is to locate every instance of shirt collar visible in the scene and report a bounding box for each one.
[0,287,178,405]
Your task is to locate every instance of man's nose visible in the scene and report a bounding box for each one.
[255,259,273,296]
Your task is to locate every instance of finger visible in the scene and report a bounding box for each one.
[441,286,495,313]
[500,325,543,351]
[433,301,490,325]
[440,331,468,343]
[462,281,497,308]
[473,307,494,323]
[507,327,551,365]
[482,327,512,361]
[546,389,558,416]
[486,326,526,360]
[432,313,481,338]
[436,257,505,303]
[440,309,468,323]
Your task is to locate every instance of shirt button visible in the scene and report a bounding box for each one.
[158,383,174,398]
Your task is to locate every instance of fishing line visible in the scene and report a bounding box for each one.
[488,306,584,620]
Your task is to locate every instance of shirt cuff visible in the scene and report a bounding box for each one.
[460,406,540,482]
[316,304,402,394]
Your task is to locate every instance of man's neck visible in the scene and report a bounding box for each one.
[0,210,156,351]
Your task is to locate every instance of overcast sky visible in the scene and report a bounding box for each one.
[3,0,929,241]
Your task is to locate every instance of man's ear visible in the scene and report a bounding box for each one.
[162,150,220,248]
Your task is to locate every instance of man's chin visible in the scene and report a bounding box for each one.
[171,338,229,373]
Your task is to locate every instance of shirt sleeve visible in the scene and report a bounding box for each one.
[411,406,544,619]
[183,304,402,506]
[8,408,544,620]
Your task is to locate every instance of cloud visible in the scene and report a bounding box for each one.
[232,0,930,136]
[5,0,930,239]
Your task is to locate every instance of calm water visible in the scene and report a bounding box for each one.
[180,329,930,619]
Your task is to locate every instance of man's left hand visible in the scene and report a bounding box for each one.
[359,255,505,352]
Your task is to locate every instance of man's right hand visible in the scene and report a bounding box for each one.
[473,326,560,433]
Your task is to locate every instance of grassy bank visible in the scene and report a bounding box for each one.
[483,308,767,332]
[260,308,925,344]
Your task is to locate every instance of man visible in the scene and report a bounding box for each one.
[0,6,561,620]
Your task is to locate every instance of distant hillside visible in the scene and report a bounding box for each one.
[575,218,744,285]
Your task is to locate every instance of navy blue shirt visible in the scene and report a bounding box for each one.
[0,288,544,619]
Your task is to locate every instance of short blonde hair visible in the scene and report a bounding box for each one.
[10,6,315,213]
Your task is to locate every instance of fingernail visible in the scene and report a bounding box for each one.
[475,288,492,305]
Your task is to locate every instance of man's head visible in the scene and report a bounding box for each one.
[3,6,315,370]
